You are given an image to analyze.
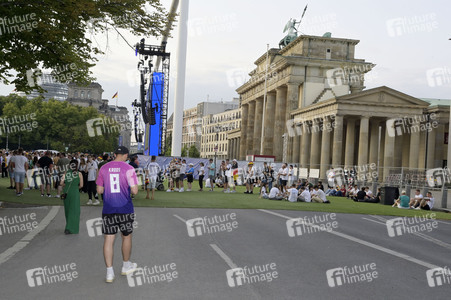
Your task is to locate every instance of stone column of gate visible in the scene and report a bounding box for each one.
[426,123,437,169]
[369,120,380,181]
[357,116,370,181]
[246,101,256,157]
[253,98,263,154]
[273,87,287,161]
[409,118,420,169]
[262,92,276,155]
[235,138,240,160]
[285,83,300,163]
[434,122,445,168]
[320,116,331,182]
[309,118,321,170]
[228,139,233,159]
[292,125,301,166]
[239,104,249,160]
[300,122,311,168]
[378,122,386,182]
[297,124,303,165]
[332,115,344,167]
[383,120,396,183]
[344,119,356,169]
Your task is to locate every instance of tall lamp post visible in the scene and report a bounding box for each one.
[214,125,220,176]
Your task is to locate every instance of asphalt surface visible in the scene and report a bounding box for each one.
[0,205,450,300]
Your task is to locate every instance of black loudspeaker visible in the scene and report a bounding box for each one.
[381,186,400,205]
[149,106,156,125]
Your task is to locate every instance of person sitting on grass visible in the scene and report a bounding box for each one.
[409,189,424,208]
[298,186,311,202]
[393,190,410,209]
[264,183,283,200]
[325,185,335,196]
[413,191,434,210]
[353,187,366,202]
[286,184,299,202]
[259,182,268,199]
[215,173,224,188]
[347,185,358,199]
[311,185,330,203]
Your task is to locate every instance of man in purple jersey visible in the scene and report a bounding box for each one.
[96,146,139,283]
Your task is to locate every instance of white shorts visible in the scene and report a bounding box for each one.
[147,177,157,189]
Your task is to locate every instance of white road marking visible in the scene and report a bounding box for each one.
[362,217,386,225]
[363,215,451,250]
[0,206,60,266]
[209,243,237,269]
[258,209,439,270]
[173,214,187,223]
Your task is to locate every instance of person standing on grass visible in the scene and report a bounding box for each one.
[37,151,54,197]
[208,158,215,192]
[7,151,16,190]
[145,156,160,200]
[244,162,255,194]
[186,163,194,192]
[179,159,187,192]
[96,146,139,283]
[11,148,28,196]
[86,155,99,205]
[198,162,205,191]
[60,159,83,235]
[230,159,238,193]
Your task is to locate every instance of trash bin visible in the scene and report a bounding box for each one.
[381,186,399,205]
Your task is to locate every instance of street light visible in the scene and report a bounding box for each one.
[214,125,220,176]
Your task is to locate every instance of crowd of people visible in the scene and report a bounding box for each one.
[1,150,437,212]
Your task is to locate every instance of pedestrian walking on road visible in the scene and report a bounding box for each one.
[60,159,83,234]
[96,146,139,283]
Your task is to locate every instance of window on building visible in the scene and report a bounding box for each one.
[87,91,91,99]
[80,91,84,98]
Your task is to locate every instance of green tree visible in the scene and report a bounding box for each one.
[181,145,188,157]
[0,0,173,93]
[188,145,200,158]
[0,94,119,153]
[164,133,172,156]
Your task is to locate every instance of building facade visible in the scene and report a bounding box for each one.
[201,108,241,159]
[67,83,132,149]
[236,34,449,183]
[166,99,240,155]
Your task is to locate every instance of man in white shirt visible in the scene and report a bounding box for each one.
[145,155,161,200]
[278,163,288,193]
[179,159,187,192]
[298,187,312,202]
[312,186,330,203]
[11,148,29,196]
[409,189,424,208]
[266,184,283,200]
[415,191,434,210]
[286,184,299,202]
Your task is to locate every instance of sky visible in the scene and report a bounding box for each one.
[1,0,451,118]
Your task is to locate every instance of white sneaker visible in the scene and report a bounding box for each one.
[166,189,172,192]
[415,207,421,210]
[106,272,115,283]
[179,188,184,193]
[87,200,93,205]
[174,188,179,192]
[93,200,100,205]
[24,187,31,190]
[55,195,60,198]
[121,262,138,275]
[186,189,191,192]
[231,190,236,193]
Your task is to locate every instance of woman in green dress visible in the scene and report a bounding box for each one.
[60,159,83,234]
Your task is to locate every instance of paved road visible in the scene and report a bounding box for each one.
[0,206,450,299]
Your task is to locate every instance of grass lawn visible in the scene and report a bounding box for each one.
[1,177,450,220]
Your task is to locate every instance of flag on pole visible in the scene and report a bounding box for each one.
[112,92,118,99]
